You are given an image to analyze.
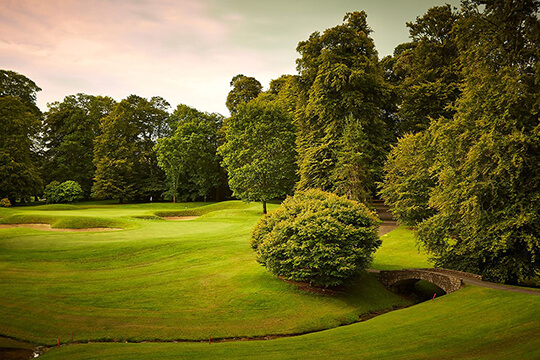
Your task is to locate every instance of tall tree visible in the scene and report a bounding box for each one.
[295,11,387,200]
[398,0,540,283]
[218,98,297,214]
[226,74,263,115]
[92,95,170,202]
[0,70,42,202]
[42,94,115,196]
[155,104,223,202]
[391,5,461,136]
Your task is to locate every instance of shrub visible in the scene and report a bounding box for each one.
[251,189,381,287]
[0,198,11,207]
[44,180,84,204]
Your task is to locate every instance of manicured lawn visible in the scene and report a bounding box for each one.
[0,201,408,345]
[372,225,432,270]
[39,285,540,360]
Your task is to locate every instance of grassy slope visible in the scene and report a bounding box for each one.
[0,201,407,345]
[40,286,540,360]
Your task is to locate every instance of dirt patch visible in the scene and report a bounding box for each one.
[379,220,399,236]
[162,216,200,221]
[0,224,122,232]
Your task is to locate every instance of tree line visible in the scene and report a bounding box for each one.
[1,0,538,282]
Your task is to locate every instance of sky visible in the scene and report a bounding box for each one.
[1,0,460,116]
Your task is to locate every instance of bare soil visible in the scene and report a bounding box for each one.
[0,224,121,232]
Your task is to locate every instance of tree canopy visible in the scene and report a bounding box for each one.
[218,98,296,214]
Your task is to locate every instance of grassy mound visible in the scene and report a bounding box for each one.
[153,201,249,217]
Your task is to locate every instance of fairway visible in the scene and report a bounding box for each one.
[0,201,408,345]
[2,201,539,360]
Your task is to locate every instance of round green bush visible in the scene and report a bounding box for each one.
[251,189,381,287]
[44,180,84,204]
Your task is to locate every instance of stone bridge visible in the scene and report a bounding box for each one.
[375,268,482,294]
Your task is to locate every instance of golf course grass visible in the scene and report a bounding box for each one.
[1,200,539,359]
[0,201,408,346]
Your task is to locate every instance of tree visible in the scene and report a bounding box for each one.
[226,74,262,115]
[43,180,84,203]
[295,12,388,199]
[92,95,170,202]
[402,0,540,283]
[390,5,461,136]
[0,70,42,202]
[379,132,436,226]
[42,94,115,196]
[218,98,296,214]
[155,104,223,202]
[251,189,381,287]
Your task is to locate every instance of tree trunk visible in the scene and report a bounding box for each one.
[173,194,176,203]
[262,201,267,214]
[119,197,123,204]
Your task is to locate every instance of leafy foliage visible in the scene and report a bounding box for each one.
[42,94,115,195]
[155,104,223,202]
[379,132,436,226]
[226,74,262,115]
[251,189,381,287]
[44,180,84,204]
[92,95,170,202]
[0,70,42,202]
[294,11,388,200]
[0,198,11,207]
[218,98,296,213]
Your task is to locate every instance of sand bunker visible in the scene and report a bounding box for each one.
[0,224,122,232]
[162,216,200,221]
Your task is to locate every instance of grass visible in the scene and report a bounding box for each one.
[39,285,540,360]
[0,201,408,346]
[372,225,432,270]
[2,201,539,359]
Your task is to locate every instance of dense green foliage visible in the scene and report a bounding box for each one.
[0,70,42,202]
[379,132,435,226]
[294,12,387,201]
[386,4,461,136]
[155,105,223,202]
[0,198,11,207]
[43,180,84,204]
[381,0,540,283]
[42,94,115,195]
[92,95,170,202]
[251,189,380,286]
[225,74,263,115]
[219,98,296,213]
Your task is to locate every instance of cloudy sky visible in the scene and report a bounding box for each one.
[1,0,460,115]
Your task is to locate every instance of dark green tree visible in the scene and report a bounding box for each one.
[92,95,170,202]
[0,70,42,202]
[155,104,223,202]
[226,74,263,115]
[42,94,115,196]
[379,131,436,226]
[295,11,387,198]
[218,98,296,214]
[251,189,381,287]
[415,0,540,283]
[391,4,461,136]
